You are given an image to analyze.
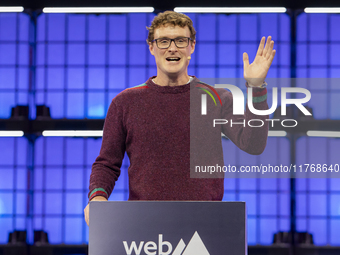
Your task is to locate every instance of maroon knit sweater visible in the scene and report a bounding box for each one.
[88,76,269,201]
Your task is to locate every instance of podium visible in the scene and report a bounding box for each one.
[89,201,247,255]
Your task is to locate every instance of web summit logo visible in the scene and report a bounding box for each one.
[123,231,210,255]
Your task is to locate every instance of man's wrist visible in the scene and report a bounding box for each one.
[89,196,108,203]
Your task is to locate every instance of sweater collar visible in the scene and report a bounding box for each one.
[145,76,199,94]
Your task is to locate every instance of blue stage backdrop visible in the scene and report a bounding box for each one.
[0,12,339,245]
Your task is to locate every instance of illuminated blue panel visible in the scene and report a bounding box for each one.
[0,91,15,118]
[108,191,125,201]
[309,14,327,42]
[0,168,14,190]
[33,192,43,215]
[45,193,62,214]
[65,168,83,190]
[44,217,62,244]
[47,92,64,118]
[129,44,147,65]
[309,219,327,245]
[109,15,127,41]
[129,68,147,87]
[330,220,340,245]
[68,44,86,65]
[240,15,257,41]
[47,14,66,41]
[88,15,105,41]
[48,44,65,65]
[309,194,327,216]
[46,168,63,190]
[260,194,277,216]
[16,168,27,190]
[310,44,327,66]
[330,15,340,41]
[108,68,126,89]
[66,92,85,118]
[66,139,84,165]
[15,192,27,215]
[239,193,256,215]
[88,68,105,90]
[65,217,83,244]
[198,14,216,41]
[198,43,215,65]
[109,44,126,66]
[0,193,13,216]
[68,15,85,41]
[15,217,26,230]
[260,219,277,244]
[247,218,256,244]
[279,194,290,216]
[330,195,340,216]
[260,14,278,40]
[47,68,64,89]
[222,192,236,201]
[330,93,340,119]
[0,45,15,65]
[88,44,105,65]
[65,193,83,214]
[0,217,13,243]
[68,68,85,89]
[86,138,102,166]
[129,14,147,41]
[218,15,237,41]
[218,43,237,65]
[296,194,307,216]
[45,138,64,166]
[197,67,215,77]
[224,178,236,190]
[0,138,15,165]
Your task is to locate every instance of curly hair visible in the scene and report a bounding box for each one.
[146,11,196,44]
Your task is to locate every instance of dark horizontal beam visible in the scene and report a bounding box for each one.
[2,0,340,11]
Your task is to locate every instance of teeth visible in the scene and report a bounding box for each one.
[167,58,180,61]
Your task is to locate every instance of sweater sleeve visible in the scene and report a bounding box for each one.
[88,99,126,201]
[221,85,269,155]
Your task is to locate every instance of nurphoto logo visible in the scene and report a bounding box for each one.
[201,84,312,128]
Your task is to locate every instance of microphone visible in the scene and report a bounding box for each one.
[187,56,191,60]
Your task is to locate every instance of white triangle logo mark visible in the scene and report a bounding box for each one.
[172,239,186,255]
[181,231,210,255]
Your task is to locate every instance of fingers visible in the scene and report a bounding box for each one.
[256,37,265,56]
[243,52,250,69]
[268,49,276,66]
[263,36,272,58]
[84,205,89,226]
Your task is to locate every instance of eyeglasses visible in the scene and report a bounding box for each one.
[152,37,192,49]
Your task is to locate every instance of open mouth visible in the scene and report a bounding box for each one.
[166,57,181,62]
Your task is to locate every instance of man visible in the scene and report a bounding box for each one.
[84,11,275,225]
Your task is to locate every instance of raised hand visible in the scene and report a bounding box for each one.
[243,36,276,87]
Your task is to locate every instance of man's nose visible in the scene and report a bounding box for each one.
[168,40,177,51]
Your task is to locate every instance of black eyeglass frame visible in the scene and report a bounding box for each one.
[151,37,193,49]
